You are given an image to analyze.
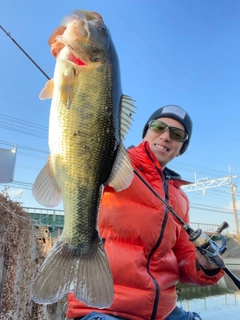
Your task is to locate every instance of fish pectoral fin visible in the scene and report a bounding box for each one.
[62,67,75,108]
[120,94,136,141]
[39,78,54,100]
[32,238,114,308]
[107,143,134,191]
[32,156,62,207]
[107,95,135,191]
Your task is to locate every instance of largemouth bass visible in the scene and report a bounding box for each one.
[32,10,135,308]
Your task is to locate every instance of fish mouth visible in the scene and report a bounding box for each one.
[60,10,103,66]
[50,10,105,64]
[67,51,86,66]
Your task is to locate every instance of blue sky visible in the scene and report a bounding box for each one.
[0,0,240,232]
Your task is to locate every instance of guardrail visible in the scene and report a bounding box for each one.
[24,207,230,236]
[190,222,230,235]
[24,207,64,237]
[24,207,64,216]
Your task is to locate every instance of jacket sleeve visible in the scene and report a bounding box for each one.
[172,207,224,285]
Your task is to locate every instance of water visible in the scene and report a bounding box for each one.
[177,271,240,319]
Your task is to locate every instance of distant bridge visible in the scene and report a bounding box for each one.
[24,207,64,238]
[24,207,230,238]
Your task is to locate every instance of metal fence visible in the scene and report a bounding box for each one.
[24,207,230,235]
[178,292,240,312]
[190,222,229,235]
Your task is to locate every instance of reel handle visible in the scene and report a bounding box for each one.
[216,221,229,234]
[189,223,240,290]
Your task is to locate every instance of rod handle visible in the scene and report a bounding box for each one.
[223,267,240,289]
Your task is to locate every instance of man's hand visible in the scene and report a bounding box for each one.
[195,249,220,270]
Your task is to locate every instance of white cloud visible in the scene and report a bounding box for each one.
[5,188,24,200]
[226,199,240,211]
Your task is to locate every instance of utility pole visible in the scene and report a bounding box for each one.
[181,168,239,237]
[229,165,239,238]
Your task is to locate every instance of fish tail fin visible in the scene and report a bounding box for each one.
[32,238,114,308]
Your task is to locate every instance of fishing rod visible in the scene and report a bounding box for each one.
[0,25,50,80]
[134,168,240,290]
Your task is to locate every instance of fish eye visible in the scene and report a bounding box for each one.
[100,27,108,34]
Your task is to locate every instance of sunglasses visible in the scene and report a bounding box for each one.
[148,120,188,142]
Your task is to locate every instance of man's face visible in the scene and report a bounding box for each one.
[143,117,185,168]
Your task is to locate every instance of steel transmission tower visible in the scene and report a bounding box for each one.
[181,166,239,237]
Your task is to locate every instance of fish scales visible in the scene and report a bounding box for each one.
[32,10,135,308]
[51,61,119,250]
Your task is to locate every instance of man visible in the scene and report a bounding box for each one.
[66,105,224,320]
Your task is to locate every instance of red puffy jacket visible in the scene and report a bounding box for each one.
[67,141,224,320]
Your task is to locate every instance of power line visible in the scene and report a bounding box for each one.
[17,164,41,171]
[0,112,48,139]
[0,116,48,139]
[17,152,47,159]
[1,181,33,190]
[0,122,47,139]
[0,113,47,130]
[0,94,47,111]
[0,140,48,154]
[190,204,235,215]
[173,161,237,179]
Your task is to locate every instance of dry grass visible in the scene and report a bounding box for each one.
[0,190,67,320]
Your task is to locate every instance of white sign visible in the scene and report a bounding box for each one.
[0,147,17,183]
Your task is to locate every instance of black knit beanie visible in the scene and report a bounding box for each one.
[142,105,192,155]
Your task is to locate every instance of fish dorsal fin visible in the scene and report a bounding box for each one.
[32,156,62,207]
[120,94,136,141]
[107,143,134,191]
[39,78,54,100]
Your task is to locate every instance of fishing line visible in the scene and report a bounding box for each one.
[0,25,50,80]
[0,199,34,222]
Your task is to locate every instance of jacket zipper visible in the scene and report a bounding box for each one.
[145,148,169,320]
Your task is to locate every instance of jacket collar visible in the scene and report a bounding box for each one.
[128,141,191,186]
